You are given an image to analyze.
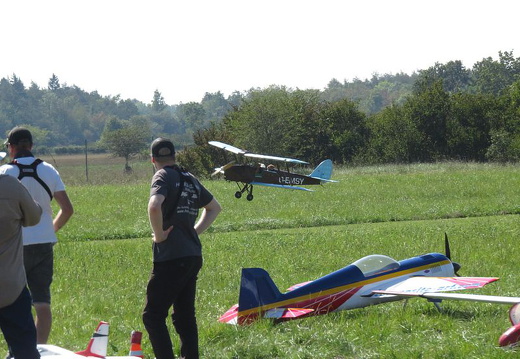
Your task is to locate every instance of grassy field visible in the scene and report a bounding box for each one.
[1,155,519,358]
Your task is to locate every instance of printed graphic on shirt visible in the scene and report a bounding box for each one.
[176,178,200,216]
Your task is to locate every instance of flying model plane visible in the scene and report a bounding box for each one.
[0,151,6,161]
[208,141,336,200]
[219,235,520,346]
[38,321,143,358]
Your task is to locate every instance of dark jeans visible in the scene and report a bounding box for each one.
[143,256,203,359]
[0,287,40,359]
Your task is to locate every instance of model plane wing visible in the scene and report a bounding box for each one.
[244,153,309,165]
[208,140,308,164]
[208,141,246,155]
[371,276,499,298]
[251,182,314,191]
[372,290,520,304]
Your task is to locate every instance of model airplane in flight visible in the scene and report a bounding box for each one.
[0,151,6,161]
[220,235,520,346]
[208,141,336,200]
[38,321,143,358]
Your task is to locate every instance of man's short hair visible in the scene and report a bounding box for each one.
[5,126,33,146]
[151,138,175,160]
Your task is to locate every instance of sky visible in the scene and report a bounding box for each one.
[1,0,518,105]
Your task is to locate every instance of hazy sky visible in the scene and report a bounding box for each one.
[1,0,518,105]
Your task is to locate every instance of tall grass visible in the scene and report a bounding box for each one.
[1,156,519,358]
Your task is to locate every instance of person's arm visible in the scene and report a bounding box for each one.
[148,194,173,243]
[194,197,222,235]
[53,190,74,232]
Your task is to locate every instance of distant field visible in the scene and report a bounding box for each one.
[38,153,153,186]
[1,159,519,358]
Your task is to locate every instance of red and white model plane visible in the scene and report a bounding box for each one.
[38,321,143,358]
[220,236,520,346]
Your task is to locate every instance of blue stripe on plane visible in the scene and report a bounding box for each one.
[238,253,451,314]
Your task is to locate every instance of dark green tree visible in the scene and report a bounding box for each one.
[48,74,60,91]
[447,93,495,160]
[364,105,422,163]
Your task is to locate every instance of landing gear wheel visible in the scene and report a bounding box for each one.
[235,191,242,199]
[246,193,254,201]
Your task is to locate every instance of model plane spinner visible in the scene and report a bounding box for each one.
[220,235,520,347]
[209,141,336,200]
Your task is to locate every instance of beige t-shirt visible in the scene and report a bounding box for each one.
[0,174,42,308]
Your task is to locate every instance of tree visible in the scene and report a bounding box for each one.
[415,61,471,94]
[177,102,206,133]
[48,74,60,91]
[201,91,231,124]
[472,51,520,95]
[322,98,368,163]
[447,93,495,161]
[151,90,166,112]
[101,121,150,171]
[406,80,451,160]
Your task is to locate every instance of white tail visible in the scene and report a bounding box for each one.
[76,321,109,358]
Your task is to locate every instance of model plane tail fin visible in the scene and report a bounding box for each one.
[309,159,336,182]
[239,268,282,311]
[128,331,143,358]
[76,321,109,358]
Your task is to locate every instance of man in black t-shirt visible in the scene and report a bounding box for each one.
[143,138,221,359]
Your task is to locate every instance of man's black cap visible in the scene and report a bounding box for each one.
[151,138,175,158]
[5,126,33,146]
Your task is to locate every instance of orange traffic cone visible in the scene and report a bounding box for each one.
[129,331,143,358]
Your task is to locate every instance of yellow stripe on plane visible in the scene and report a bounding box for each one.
[238,259,451,317]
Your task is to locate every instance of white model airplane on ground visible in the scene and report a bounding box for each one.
[38,321,143,358]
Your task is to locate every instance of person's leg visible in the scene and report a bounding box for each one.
[143,262,176,359]
[24,243,54,344]
[33,303,52,344]
[171,257,202,359]
[0,287,40,359]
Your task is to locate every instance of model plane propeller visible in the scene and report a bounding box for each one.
[208,141,337,200]
[219,235,520,346]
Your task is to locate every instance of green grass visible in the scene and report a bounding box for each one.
[2,158,519,358]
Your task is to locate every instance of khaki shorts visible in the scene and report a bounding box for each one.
[23,243,54,304]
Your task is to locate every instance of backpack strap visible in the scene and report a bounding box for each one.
[11,159,53,200]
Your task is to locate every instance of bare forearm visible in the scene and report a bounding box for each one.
[195,198,222,235]
[53,191,73,232]
[53,209,73,232]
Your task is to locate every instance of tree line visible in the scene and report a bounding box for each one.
[1,51,519,175]
[182,51,520,175]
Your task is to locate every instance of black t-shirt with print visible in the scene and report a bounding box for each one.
[150,165,213,262]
